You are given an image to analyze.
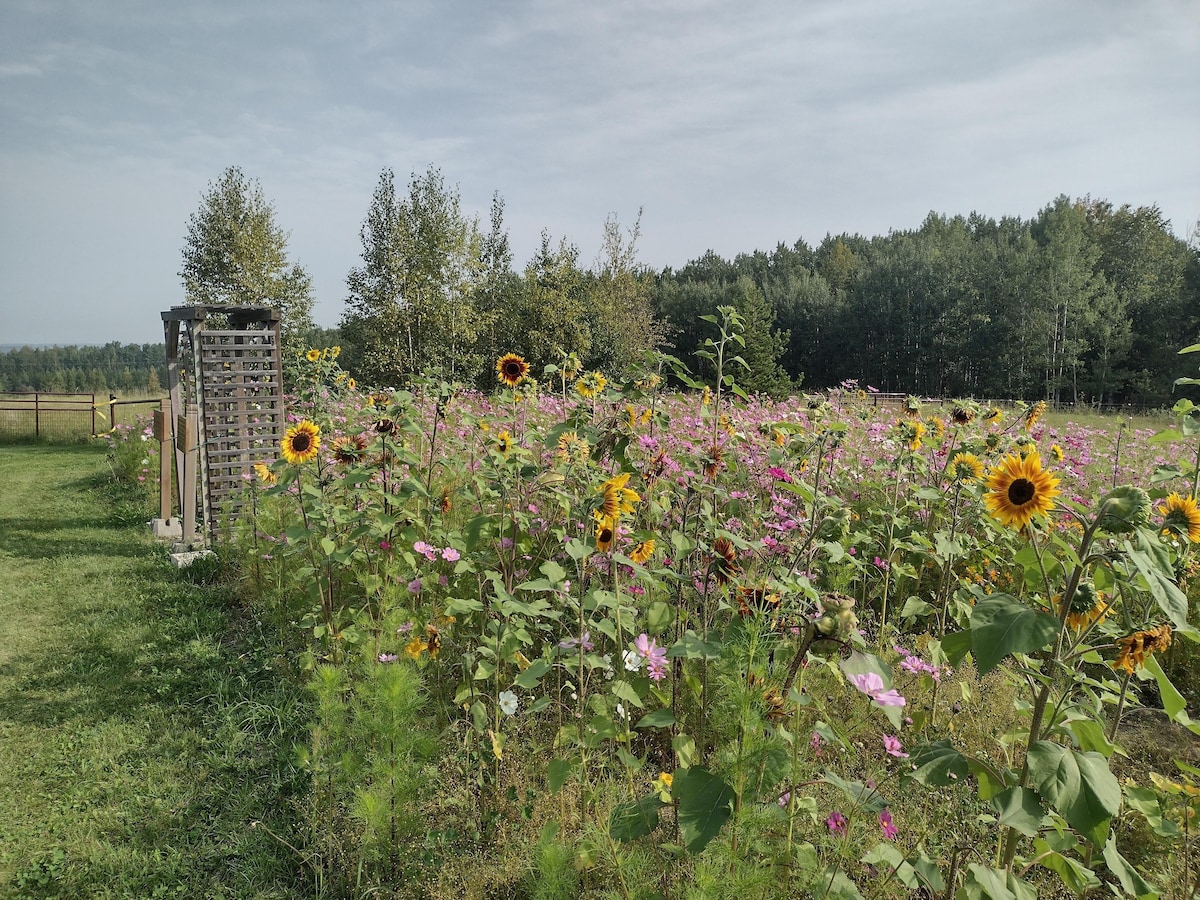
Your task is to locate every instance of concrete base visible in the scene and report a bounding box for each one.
[150,518,182,540]
[170,549,216,569]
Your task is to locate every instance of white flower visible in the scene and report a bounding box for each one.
[499,690,519,717]
[615,703,627,720]
[623,650,642,672]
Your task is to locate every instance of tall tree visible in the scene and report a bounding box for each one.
[732,277,792,397]
[586,210,664,377]
[341,167,483,385]
[179,166,314,359]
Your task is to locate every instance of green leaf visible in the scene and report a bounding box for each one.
[612,679,645,710]
[608,794,666,842]
[667,629,723,660]
[969,594,1060,675]
[548,758,573,793]
[905,740,970,787]
[821,770,888,813]
[1026,741,1121,846]
[1126,532,1190,630]
[635,708,676,729]
[1067,717,1118,757]
[821,868,865,899]
[1141,655,1200,736]
[1032,839,1100,894]
[513,659,551,689]
[939,629,973,667]
[989,786,1045,837]
[1102,837,1159,899]
[673,766,735,854]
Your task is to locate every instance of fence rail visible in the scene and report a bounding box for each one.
[0,392,168,442]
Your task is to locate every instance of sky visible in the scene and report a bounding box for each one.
[1,0,1198,346]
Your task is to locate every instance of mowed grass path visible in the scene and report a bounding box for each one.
[0,445,310,899]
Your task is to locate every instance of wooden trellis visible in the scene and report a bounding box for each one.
[161,305,285,538]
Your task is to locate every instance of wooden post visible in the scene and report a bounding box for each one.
[153,405,173,522]
[178,408,199,545]
[34,392,39,438]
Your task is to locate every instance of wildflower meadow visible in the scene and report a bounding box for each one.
[110,327,1200,899]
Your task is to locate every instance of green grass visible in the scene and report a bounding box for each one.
[0,444,311,899]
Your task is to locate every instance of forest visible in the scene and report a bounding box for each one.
[5,177,1198,408]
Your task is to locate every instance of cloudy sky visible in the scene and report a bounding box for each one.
[1,0,1197,346]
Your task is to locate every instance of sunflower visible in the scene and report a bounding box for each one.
[629,539,655,565]
[702,443,725,480]
[425,624,442,659]
[1024,400,1048,432]
[495,430,513,454]
[984,449,1060,530]
[346,378,356,390]
[575,371,607,400]
[896,419,925,452]
[736,585,781,618]
[305,348,321,362]
[1158,492,1200,543]
[1056,582,1108,631]
[1050,443,1064,462]
[440,488,452,515]
[984,407,1004,424]
[926,416,946,442]
[253,462,276,485]
[281,420,321,465]
[496,353,530,388]
[555,431,589,465]
[1113,624,1172,675]
[948,452,984,483]
[598,472,640,518]
[950,404,975,426]
[902,395,922,419]
[374,417,397,436]
[404,635,429,659]
[985,433,1002,453]
[711,537,741,586]
[332,434,368,465]
[594,515,616,553]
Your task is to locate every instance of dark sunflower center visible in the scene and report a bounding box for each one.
[1008,478,1036,506]
[503,361,523,378]
[292,433,312,453]
[599,528,613,542]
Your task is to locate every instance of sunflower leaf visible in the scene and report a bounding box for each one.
[968,594,1061,675]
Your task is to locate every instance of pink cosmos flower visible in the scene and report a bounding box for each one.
[883,734,909,757]
[634,633,669,682]
[441,546,460,562]
[879,808,899,840]
[848,672,907,707]
[413,540,437,560]
[826,811,847,836]
[378,653,398,664]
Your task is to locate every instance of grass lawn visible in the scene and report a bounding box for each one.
[0,444,311,899]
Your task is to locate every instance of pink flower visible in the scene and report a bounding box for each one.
[879,808,899,840]
[883,734,908,758]
[826,811,847,836]
[413,540,437,560]
[378,653,398,664]
[848,672,907,707]
[407,578,422,594]
[441,546,460,562]
[634,633,669,682]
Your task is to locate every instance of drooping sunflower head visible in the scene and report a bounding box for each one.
[984,449,1060,531]
[253,462,276,485]
[1057,581,1108,631]
[332,434,368,465]
[281,420,321,466]
[950,403,976,426]
[594,514,616,553]
[1023,400,1048,433]
[702,443,725,480]
[735,585,781,618]
[985,432,1002,453]
[374,416,398,436]
[1158,492,1200,543]
[948,452,984,483]
[598,471,640,518]
[711,536,741,586]
[629,538,655,565]
[1113,623,1172,674]
[895,419,925,452]
[902,395,922,419]
[495,430,513,454]
[496,353,530,388]
[926,416,946,442]
[575,371,608,400]
[984,407,1004,424]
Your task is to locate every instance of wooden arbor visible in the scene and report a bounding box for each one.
[161,305,286,539]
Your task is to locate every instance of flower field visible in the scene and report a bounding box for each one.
[114,342,1200,898]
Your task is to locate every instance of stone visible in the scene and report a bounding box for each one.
[169,549,216,569]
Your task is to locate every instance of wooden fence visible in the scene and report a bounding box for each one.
[0,392,168,442]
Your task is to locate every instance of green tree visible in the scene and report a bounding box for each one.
[341,167,483,386]
[585,210,664,377]
[511,231,591,373]
[732,277,792,397]
[179,166,314,359]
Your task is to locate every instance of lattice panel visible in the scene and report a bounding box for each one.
[197,328,285,530]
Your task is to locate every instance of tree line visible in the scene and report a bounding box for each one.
[18,168,1197,405]
[0,343,164,394]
